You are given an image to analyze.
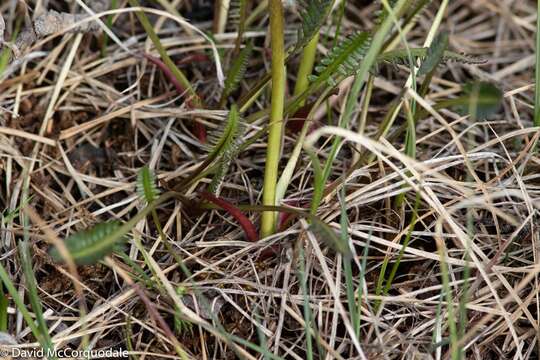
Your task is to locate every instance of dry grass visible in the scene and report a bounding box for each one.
[0,0,538,359]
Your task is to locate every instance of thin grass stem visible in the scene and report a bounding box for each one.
[127,0,198,104]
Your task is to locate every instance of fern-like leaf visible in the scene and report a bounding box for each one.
[376,48,486,69]
[227,0,246,31]
[308,31,372,87]
[222,42,253,100]
[375,0,398,24]
[49,221,126,265]
[294,0,335,53]
[305,30,484,88]
[417,32,449,76]
[137,166,160,203]
[206,104,244,193]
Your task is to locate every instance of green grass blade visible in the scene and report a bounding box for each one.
[298,245,314,360]
[0,284,7,332]
[382,192,421,296]
[127,0,198,102]
[18,240,54,353]
[437,238,459,360]
[0,263,44,345]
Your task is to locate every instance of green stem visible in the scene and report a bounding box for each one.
[261,0,286,237]
[246,0,268,27]
[309,72,363,214]
[0,284,7,331]
[148,209,190,360]
[294,34,319,99]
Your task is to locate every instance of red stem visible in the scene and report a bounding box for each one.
[143,53,187,97]
[200,192,259,242]
[143,53,207,142]
[177,53,210,67]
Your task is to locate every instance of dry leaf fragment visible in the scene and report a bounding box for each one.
[33,10,100,37]
[13,26,37,57]
[10,9,102,59]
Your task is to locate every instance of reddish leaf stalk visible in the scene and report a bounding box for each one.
[143,53,207,142]
[177,53,210,67]
[278,199,311,231]
[200,192,259,242]
[144,53,187,97]
[193,122,207,143]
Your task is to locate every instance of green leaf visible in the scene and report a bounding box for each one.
[452,82,503,120]
[49,221,127,265]
[308,31,372,87]
[222,42,253,99]
[206,104,245,193]
[295,0,335,53]
[375,0,399,24]
[1,195,33,225]
[137,166,160,203]
[417,31,449,77]
[377,48,486,69]
[227,0,247,30]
